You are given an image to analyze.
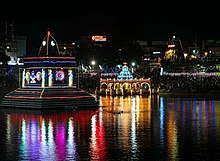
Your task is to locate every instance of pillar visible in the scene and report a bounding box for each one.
[41,68,45,88]
[22,69,26,88]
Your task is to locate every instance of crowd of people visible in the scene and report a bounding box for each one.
[158,75,220,93]
[79,74,100,94]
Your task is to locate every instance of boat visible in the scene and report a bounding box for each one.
[0,30,99,109]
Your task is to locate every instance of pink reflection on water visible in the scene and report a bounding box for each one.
[4,109,98,160]
[56,124,66,161]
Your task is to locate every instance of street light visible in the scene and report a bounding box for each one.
[131,62,135,66]
[131,62,135,73]
[183,53,187,60]
[91,60,96,72]
[91,60,96,66]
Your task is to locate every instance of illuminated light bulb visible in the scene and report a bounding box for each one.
[42,41,46,46]
[51,40,55,46]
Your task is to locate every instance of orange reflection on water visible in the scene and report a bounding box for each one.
[99,95,153,153]
[166,105,179,160]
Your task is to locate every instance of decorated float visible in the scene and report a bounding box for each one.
[0,30,99,109]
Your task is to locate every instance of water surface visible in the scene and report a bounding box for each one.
[0,95,220,160]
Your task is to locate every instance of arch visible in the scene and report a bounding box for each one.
[100,82,108,95]
[101,82,107,88]
[141,82,151,94]
[98,78,152,96]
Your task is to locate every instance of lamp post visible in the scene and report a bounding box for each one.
[184,53,187,60]
[131,62,135,73]
[91,60,96,72]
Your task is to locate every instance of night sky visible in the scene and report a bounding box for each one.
[1,1,219,44]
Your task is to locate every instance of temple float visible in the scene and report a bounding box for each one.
[0,30,99,109]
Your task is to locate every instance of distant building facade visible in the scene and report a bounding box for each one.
[0,21,27,65]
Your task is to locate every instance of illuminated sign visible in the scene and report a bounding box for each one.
[168,44,175,48]
[91,35,107,42]
[153,51,161,54]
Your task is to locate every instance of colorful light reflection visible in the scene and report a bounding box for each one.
[3,109,98,160]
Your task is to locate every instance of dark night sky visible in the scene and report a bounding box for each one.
[1,1,219,44]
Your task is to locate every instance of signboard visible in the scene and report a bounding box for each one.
[91,35,107,42]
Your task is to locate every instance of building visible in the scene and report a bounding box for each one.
[0,21,27,65]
